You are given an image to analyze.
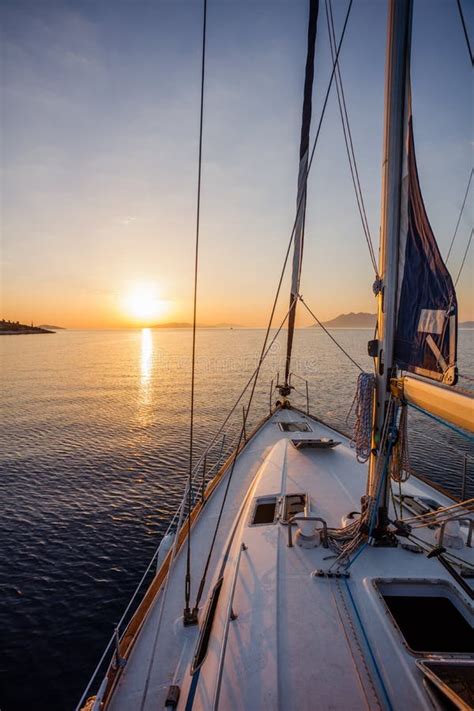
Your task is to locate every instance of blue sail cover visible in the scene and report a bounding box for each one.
[394,114,458,385]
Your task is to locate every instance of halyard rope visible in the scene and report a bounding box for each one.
[347,372,376,463]
[389,403,411,482]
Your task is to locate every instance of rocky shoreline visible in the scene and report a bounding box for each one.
[0,320,54,335]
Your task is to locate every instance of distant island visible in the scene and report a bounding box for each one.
[311,312,474,329]
[152,322,241,329]
[0,319,54,335]
[38,324,65,330]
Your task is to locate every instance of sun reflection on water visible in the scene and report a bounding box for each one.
[140,328,153,405]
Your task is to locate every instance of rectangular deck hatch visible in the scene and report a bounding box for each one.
[380,587,473,654]
[291,438,340,450]
[251,496,277,525]
[418,660,474,710]
[278,422,312,432]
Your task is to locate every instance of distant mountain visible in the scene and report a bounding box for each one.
[313,312,377,328]
[39,324,65,330]
[311,313,474,329]
[152,322,193,329]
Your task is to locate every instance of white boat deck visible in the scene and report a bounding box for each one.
[107,408,473,711]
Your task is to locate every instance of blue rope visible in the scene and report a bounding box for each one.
[343,578,394,711]
[345,438,392,571]
[407,401,474,442]
[345,540,368,569]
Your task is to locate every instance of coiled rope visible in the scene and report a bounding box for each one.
[389,403,411,483]
[347,372,375,463]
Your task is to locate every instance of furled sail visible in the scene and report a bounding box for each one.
[284,0,319,388]
[394,93,458,385]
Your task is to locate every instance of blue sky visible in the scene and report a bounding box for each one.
[1,0,472,326]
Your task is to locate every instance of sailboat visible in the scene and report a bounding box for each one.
[78,1,473,709]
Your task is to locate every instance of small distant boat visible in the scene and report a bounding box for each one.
[78,2,473,710]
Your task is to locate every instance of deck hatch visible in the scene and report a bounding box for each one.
[281,493,307,524]
[291,438,340,450]
[250,496,278,525]
[377,581,473,654]
[417,660,474,709]
[278,421,312,432]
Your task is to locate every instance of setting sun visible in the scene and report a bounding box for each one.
[122,283,169,324]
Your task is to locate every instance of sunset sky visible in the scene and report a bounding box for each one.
[1,0,472,328]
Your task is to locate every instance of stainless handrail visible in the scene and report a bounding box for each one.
[289,372,310,414]
[287,515,328,548]
[438,517,473,548]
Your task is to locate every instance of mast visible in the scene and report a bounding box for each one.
[282,0,319,394]
[367,0,413,520]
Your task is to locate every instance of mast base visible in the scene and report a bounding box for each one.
[368,506,399,547]
[370,529,398,548]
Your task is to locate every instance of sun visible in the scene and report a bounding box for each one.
[122,283,168,324]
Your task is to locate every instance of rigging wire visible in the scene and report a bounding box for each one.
[146,293,298,688]
[410,426,474,461]
[399,498,474,523]
[446,168,473,262]
[299,295,364,371]
[191,0,355,612]
[403,529,474,571]
[456,0,474,65]
[184,0,207,623]
[407,400,474,442]
[325,0,378,275]
[454,227,473,287]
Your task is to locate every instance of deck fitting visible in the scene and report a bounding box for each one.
[165,684,180,708]
[183,607,199,626]
[312,569,350,579]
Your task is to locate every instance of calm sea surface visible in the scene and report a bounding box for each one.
[1,328,473,710]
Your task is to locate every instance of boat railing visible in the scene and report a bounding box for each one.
[289,372,310,414]
[76,372,472,709]
[75,409,250,711]
[285,372,473,503]
[270,371,310,414]
[407,427,473,501]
